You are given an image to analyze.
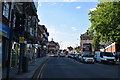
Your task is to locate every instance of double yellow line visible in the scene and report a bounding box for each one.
[37,59,50,79]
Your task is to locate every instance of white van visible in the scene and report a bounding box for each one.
[94,52,115,64]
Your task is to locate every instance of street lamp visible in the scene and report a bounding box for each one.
[59,41,63,50]
[77,38,80,46]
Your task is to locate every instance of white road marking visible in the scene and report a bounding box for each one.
[37,59,49,79]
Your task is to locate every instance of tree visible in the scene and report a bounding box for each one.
[88,2,120,44]
[67,46,73,51]
[74,46,80,53]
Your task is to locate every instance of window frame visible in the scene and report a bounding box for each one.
[3,2,10,19]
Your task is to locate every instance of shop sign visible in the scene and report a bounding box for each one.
[43,40,48,43]
[0,22,10,39]
[19,37,24,43]
[44,40,48,42]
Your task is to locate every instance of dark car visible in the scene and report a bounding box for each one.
[76,53,83,61]
[59,53,66,57]
[68,53,76,59]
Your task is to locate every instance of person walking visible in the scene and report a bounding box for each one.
[115,52,119,62]
[118,52,120,62]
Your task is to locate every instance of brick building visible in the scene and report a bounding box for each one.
[48,39,60,54]
[80,31,105,52]
[105,42,120,53]
[37,24,49,57]
[80,31,93,52]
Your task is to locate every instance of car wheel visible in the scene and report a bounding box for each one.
[101,60,104,64]
[112,61,115,65]
[95,60,98,63]
[83,60,85,63]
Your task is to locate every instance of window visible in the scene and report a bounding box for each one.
[103,52,114,57]
[3,2,9,19]
[13,14,16,28]
[100,52,103,57]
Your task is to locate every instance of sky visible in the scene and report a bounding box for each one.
[37,1,99,49]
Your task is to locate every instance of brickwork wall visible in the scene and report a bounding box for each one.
[106,44,116,52]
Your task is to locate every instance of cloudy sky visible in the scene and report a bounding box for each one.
[37,1,99,49]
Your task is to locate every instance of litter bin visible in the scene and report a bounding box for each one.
[22,57,28,72]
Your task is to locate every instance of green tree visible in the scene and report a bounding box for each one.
[67,46,73,51]
[88,2,120,45]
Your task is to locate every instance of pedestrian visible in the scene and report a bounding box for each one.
[28,49,32,63]
[115,52,119,62]
[118,52,120,62]
[58,53,60,57]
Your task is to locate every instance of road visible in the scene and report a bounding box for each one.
[37,57,119,80]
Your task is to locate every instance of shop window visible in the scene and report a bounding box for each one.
[3,2,10,19]
[10,43,20,67]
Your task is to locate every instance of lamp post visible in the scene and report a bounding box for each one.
[59,41,63,50]
[77,38,80,46]
[43,45,47,56]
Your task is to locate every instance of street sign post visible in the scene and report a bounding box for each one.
[19,37,24,43]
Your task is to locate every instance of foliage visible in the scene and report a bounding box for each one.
[67,46,73,51]
[88,2,120,46]
[76,49,80,53]
[74,46,80,53]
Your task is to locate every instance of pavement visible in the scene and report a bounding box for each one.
[0,67,2,80]
[9,56,50,80]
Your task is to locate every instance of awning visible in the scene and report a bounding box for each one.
[33,44,41,48]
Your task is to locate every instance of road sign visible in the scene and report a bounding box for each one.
[19,37,24,43]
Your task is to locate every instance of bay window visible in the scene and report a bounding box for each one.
[3,2,10,19]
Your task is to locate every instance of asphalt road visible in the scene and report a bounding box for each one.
[37,57,119,79]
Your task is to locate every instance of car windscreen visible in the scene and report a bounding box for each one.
[83,54,94,57]
[102,52,114,57]
[71,54,75,55]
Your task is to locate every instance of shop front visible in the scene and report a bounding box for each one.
[10,42,20,68]
[0,22,10,79]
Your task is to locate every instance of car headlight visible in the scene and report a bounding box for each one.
[104,58,107,61]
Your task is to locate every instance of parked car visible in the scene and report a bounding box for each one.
[68,53,76,59]
[54,53,59,57]
[59,53,66,57]
[94,52,115,64]
[77,53,83,61]
[75,53,82,61]
[81,52,95,63]
[67,53,72,58]
[74,54,79,60]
